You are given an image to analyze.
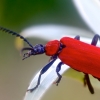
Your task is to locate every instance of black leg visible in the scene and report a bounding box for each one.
[55,62,63,86]
[27,58,57,92]
[84,74,94,94]
[91,34,99,45]
[74,35,80,40]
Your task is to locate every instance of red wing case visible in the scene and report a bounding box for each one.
[59,37,100,78]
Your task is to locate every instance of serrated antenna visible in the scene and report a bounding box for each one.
[0,26,33,48]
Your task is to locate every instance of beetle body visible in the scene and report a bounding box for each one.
[0,26,99,94]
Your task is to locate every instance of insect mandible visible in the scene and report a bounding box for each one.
[0,26,100,94]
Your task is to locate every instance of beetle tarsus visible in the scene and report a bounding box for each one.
[54,62,63,86]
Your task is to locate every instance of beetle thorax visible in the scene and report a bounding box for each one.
[45,40,61,56]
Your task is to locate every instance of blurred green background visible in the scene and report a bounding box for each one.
[0,0,89,30]
[0,0,100,100]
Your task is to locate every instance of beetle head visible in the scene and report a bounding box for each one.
[21,44,45,60]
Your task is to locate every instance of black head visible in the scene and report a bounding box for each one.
[21,44,45,60]
[0,26,45,60]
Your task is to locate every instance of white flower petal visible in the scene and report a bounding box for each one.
[21,24,92,41]
[24,59,69,100]
[73,0,100,35]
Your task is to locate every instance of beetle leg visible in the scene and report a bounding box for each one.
[27,58,57,92]
[74,35,80,40]
[91,34,99,45]
[84,74,94,94]
[54,62,63,86]
[83,34,99,94]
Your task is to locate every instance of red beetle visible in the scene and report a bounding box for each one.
[0,26,100,94]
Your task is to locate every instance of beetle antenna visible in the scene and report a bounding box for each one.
[0,26,33,48]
